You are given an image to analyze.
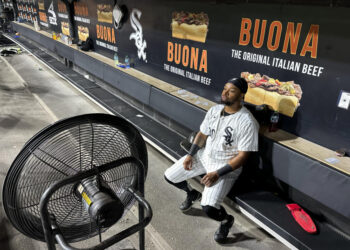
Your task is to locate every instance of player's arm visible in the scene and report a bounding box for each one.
[200,151,250,187]
[192,131,208,148]
[184,106,213,171]
[225,151,250,171]
[183,132,208,170]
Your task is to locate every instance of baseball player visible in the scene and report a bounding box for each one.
[164,77,259,243]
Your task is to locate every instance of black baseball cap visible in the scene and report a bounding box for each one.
[227,77,248,94]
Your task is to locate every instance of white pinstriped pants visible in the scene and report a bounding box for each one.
[164,151,242,209]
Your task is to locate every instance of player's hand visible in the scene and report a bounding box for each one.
[183,155,193,171]
[201,171,219,187]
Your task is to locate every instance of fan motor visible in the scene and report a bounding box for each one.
[76,177,125,228]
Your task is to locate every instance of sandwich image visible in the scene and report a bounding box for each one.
[241,72,303,117]
[78,25,89,41]
[97,4,113,24]
[171,11,209,43]
[61,21,70,36]
[38,0,44,10]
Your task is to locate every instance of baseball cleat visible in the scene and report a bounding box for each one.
[180,190,201,212]
[214,215,234,243]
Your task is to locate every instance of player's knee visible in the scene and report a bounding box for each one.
[164,175,191,192]
[164,168,174,181]
[164,169,179,184]
[202,205,219,219]
[201,205,226,221]
[164,174,175,185]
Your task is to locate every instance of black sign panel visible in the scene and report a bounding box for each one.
[103,0,350,149]
[14,0,350,150]
[34,0,60,32]
[111,0,350,150]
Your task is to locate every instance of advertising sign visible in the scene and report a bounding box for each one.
[110,0,350,150]
[37,0,48,28]
[17,0,38,25]
[57,0,69,36]
[14,0,350,150]
[94,1,117,52]
[73,0,91,41]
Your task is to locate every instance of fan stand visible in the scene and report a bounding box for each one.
[40,156,152,250]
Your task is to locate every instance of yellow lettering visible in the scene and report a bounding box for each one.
[111,28,116,43]
[174,43,181,64]
[267,21,282,51]
[283,22,302,55]
[252,19,267,49]
[107,27,111,42]
[300,24,319,58]
[182,45,189,67]
[103,26,107,41]
[167,42,174,62]
[190,47,198,70]
[239,18,252,46]
[199,50,207,73]
[96,24,100,39]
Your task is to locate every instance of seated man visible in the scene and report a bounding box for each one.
[164,77,259,243]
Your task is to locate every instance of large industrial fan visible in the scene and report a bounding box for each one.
[3,113,152,250]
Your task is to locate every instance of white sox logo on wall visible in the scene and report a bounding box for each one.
[48,2,57,25]
[129,9,147,63]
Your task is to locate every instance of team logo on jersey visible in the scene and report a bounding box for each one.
[224,127,234,146]
[209,127,215,137]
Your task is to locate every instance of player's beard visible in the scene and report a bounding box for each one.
[220,99,234,106]
[220,94,242,106]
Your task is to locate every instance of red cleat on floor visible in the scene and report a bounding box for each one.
[286,203,317,234]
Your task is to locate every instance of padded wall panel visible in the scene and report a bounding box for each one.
[26,28,40,44]
[55,42,74,61]
[39,34,56,52]
[150,87,206,131]
[12,23,39,44]
[102,64,121,84]
[103,65,151,105]
[260,138,350,219]
[73,51,104,79]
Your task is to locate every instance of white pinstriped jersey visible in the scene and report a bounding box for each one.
[200,105,259,162]
[164,104,259,208]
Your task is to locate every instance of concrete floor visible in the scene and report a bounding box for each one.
[0,48,288,250]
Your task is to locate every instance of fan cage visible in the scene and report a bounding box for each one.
[3,114,148,243]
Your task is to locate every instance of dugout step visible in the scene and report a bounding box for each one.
[8,34,186,160]
[181,135,350,249]
[235,191,350,250]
